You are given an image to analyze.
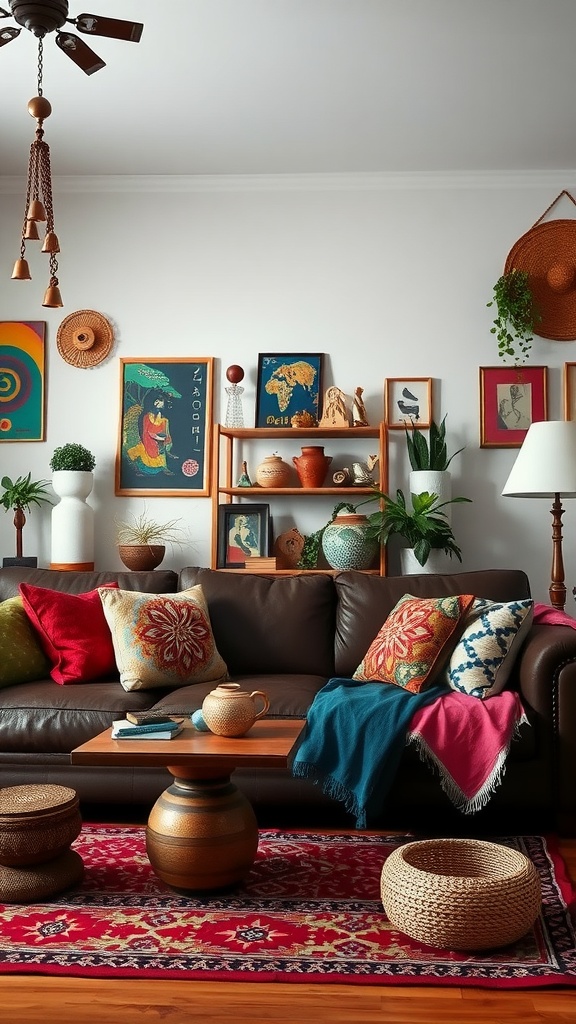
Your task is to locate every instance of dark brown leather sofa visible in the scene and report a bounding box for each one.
[1,564,575,835]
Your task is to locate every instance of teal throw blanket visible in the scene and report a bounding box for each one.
[291,676,446,827]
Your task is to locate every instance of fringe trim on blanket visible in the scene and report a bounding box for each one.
[291,761,366,828]
[406,713,529,815]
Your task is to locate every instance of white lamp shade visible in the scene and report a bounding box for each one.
[502,420,576,498]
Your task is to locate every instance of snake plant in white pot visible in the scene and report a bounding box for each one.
[405,416,465,524]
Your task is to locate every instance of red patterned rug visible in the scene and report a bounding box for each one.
[0,826,574,987]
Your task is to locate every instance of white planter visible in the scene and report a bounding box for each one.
[50,471,95,570]
[400,547,453,576]
[409,470,452,523]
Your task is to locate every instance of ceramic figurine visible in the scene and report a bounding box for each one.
[236,461,252,487]
[353,387,369,426]
[319,386,350,428]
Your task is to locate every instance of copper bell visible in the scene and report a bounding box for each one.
[42,280,63,308]
[27,199,46,221]
[41,231,60,254]
[24,220,40,240]
[11,258,31,280]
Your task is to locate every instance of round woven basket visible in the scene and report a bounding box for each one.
[380,838,541,950]
[0,784,82,867]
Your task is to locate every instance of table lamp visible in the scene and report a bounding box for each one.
[502,420,576,610]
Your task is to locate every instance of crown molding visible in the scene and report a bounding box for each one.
[0,171,575,194]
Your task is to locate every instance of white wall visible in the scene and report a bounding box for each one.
[1,172,575,605]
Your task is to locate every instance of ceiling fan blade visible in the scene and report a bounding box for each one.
[71,13,143,42]
[0,25,20,45]
[55,31,105,75]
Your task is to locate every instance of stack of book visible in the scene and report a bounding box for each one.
[111,716,185,740]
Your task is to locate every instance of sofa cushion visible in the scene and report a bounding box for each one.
[99,585,228,692]
[0,596,51,688]
[353,593,474,692]
[444,598,534,698]
[178,567,336,677]
[333,568,532,678]
[19,582,119,685]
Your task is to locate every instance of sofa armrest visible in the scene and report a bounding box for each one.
[516,622,576,832]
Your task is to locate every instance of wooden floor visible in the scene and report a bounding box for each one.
[2,839,575,1024]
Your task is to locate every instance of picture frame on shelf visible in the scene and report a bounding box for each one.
[479,365,548,448]
[217,503,271,568]
[255,353,323,428]
[115,357,213,496]
[385,377,432,429]
[0,321,46,442]
[563,363,576,421]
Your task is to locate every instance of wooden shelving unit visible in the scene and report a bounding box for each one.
[211,423,388,575]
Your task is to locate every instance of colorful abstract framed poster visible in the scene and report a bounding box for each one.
[479,365,548,448]
[255,353,323,427]
[0,321,46,442]
[385,377,432,429]
[217,502,270,568]
[116,357,213,496]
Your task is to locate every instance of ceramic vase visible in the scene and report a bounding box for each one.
[50,471,95,571]
[255,454,292,488]
[117,544,166,571]
[400,547,452,575]
[292,446,332,488]
[321,511,378,570]
[409,470,452,522]
[201,682,270,737]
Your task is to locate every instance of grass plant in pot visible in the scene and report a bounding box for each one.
[359,488,472,574]
[116,507,186,570]
[0,472,52,567]
[49,443,96,570]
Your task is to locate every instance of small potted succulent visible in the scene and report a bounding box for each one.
[0,472,52,566]
[116,506,186,570]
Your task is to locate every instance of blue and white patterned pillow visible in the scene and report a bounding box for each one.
[445,598,534,699]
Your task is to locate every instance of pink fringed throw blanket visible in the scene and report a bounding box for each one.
[407,690,528,814]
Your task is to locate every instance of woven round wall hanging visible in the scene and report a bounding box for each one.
[504,190,576,340]
[56,310,114,368]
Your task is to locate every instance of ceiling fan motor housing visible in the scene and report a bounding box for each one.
[10,0,68,36]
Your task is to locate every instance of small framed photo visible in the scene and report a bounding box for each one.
[564,363,576,421]
[255,353,323,428]
[217,503,271,568]
[385,378,432,429]
[479,365,548,448]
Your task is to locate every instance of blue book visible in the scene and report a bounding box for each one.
[111,719,184,739]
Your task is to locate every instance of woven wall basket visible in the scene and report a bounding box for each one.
[505,190,576,340]
[380,837,541,951]
[57,309,114,367]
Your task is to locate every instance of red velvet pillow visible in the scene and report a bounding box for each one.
[19,582,119,685]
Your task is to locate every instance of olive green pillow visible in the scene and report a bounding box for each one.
[0,595,51,688]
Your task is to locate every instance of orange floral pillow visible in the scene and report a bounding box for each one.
[353,593,475,693]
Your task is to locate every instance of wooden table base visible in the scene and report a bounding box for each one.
[146,768,259,892]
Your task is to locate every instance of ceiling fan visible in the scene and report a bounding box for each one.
[0,1,143,74]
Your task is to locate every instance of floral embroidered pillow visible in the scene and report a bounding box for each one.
[99,585,228,692]
[353,593,475,693]
[445,598,534,699]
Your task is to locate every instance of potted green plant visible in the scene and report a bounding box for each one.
[49,443,97,570]
[487,269,540,365]
[405,415,466,520]
[49,443,96,472]
[116,507,187,570]
[0,472,52,566]
[360,488,472,572]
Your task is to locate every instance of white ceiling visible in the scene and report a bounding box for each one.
[0,0,575,178]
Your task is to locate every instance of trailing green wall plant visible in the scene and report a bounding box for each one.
[487,269,540,365]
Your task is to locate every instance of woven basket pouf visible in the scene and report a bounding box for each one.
[0,848,84,904]
[380,838,541,950]
[0,784,82,867]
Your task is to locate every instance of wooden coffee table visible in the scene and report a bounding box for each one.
[71,719,304,892]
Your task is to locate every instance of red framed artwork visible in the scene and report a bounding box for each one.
[479,366,548,448]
